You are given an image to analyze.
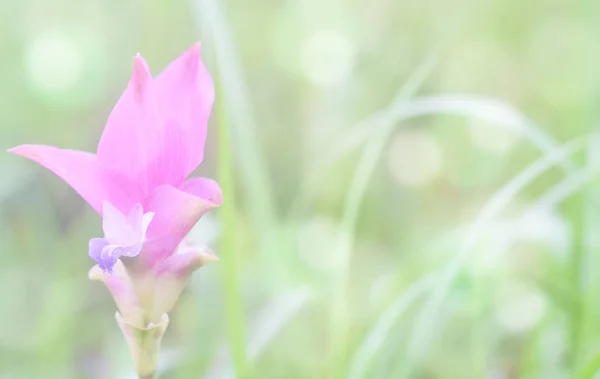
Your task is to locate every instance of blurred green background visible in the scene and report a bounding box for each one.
[1,0,599,378]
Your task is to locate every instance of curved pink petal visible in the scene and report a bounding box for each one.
[96,55,190,200]
[89,262,148,328]
[147,246,219,321]
[8,145,137,214]
[156,246,218,277]
[142,177,222,263]
[155,43,215,174]
[179,177,223,204]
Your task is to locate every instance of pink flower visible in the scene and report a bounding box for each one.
[10,45,223,377]
[8,44,222,275]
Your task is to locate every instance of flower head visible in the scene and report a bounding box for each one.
[9,43,222,274]
[8,45,222,374]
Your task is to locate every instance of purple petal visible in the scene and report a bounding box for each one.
[89,238,110,270]
[89,237,143,273]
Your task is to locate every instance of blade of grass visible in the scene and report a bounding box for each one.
[347,274,436,379]
[400,137,587,378]
[293,95,575,220]
[526,136,600,375]
[529,153,599,213]
[562,143,587,372]
[579,134,600,371]
[576,349,600,379]
[320,95,575,174]
[521,140,600,378]
[246,289,311,359]
[204,288,311,379]
[329,53,437,379]
[215,79,248,378]
[191,0,277,262]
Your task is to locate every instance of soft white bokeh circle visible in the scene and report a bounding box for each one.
[27,31,83,93]
[387,130,443,187]
[301,30,356,88]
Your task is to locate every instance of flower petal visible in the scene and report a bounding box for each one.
[89,262,148,328]
[155,43,215,174]
[89,237,143,273]
[89,238,110,267]
[142,178,222,262]
[142,212,155,234]
[8,145,135,214]
[96,55,190,198]
[179,177,223,204]
[146,246,218,321]
[101,201,154,245]
[102,202,133,243]
[156,245,219,277]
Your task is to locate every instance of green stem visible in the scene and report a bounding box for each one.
[577,136,600,373]
[216,78,248,378]
[470,274,487,377]
[116,313,168,379]
[566,163,585,370]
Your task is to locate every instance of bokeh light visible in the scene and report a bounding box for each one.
[27,31,83,94]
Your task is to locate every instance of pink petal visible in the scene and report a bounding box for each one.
[179,176,223,204]
[96,55,190,199]
[155,43,215,174]
[89,263,148,328]
[8,145,137,214]
[156,245,219,278]
[142,177,222,262]
[147,246,219,320]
